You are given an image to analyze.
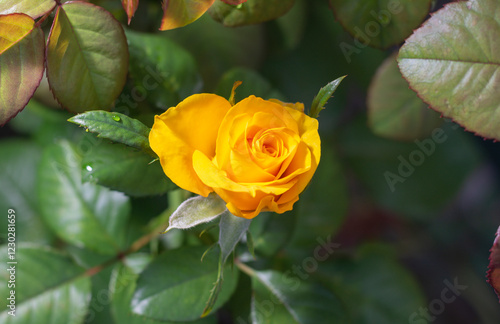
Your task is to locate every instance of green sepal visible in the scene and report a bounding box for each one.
[163,193,227,233]
[246,230,255,259]
[218,212,252,264]
[309,75,346,118]
[203,211,252,316]
[201,253,224,318]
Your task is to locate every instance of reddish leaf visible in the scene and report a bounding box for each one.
[0,14,45,125]
[121,0,139,24]
[46,2,128,112]
[160,0,215,30]
[220,0,247,5]
[487,226,500,302]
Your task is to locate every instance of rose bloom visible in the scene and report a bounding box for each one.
[149,94,320,219]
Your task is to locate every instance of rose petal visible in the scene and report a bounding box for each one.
[226,194,298,219]
[228,149,276,183]
[277,141,319,205]
[273,106,321,205]
[225,127,300,183]
[149,94,231,196]
[250,128,300,173]
[285,106,321,161]
[193,150,296,196]
[240,141,311,187]
[227,196,276,219]
[216,96,299,169]
[268,98,305,113]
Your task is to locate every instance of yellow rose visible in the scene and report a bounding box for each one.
[149,94,321,219]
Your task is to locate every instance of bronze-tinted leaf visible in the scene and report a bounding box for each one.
[160,0,215,30]
[46,2,128,112]
[0,14,44,125]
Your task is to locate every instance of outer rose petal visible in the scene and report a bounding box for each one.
[268,99,305,113]
[277,108,321,204]
[149,94,232,196]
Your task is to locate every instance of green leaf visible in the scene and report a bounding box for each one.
[245,230,255,258]
[0,14,44,125]
[81,140,173,196]
[219,211,252,264]
[368,53,442,141]
[110,254,217,324]
[160,0,215,30]
[0,244,91,323]
[271,0,308,51]
[66,245,113,269]
[215,67,284,103]
[164,193,227,232]
[242,267,348,323]
[131,246,238,321]
[125,29,201,110]
[68,110,153,155]
[202,211,251,316]
[209,0,295,27]
[0,0,55,19]
[8,99,76,147]
[111,255,159,324]
[309,75,346,118]
[9,99,66,136]
[398,0,500,140]
[46,2,128,112]
[37,140,131,255]
[86,262,116,324]
[329,0,432,49]
[0,140,53,245]
[319,244,426,323]
[249,212,295,257]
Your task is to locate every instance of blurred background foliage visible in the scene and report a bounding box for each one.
[1,0,500,323]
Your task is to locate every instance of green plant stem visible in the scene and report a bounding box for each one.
[35,9,53,28]
[82,213,171,278]
[235,260,255,277]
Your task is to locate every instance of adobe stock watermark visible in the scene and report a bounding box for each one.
[236,236,340,324]
[409,277,467,323]
[340,0,403,63]
[384,119,460,192]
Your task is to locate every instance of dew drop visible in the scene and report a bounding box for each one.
[85,164,93,172]
[112,115,121,122]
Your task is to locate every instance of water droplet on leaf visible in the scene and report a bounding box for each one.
[85,164,93,172]
[112,115,121,122]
